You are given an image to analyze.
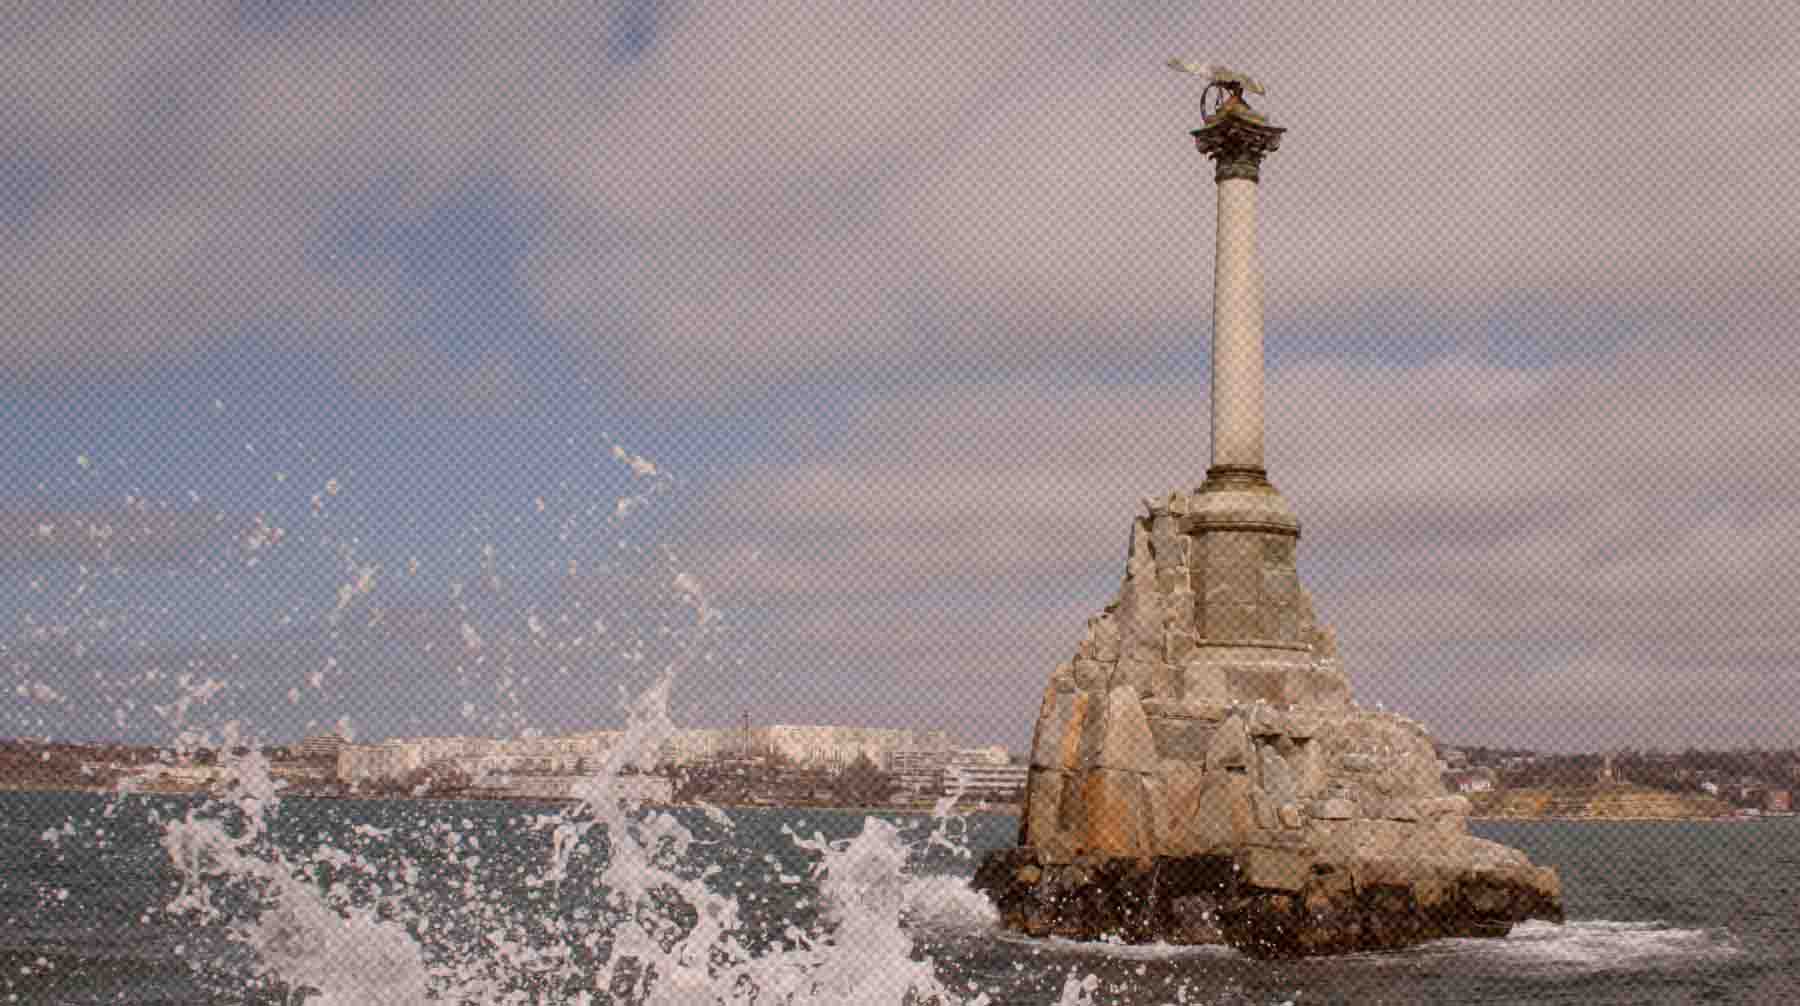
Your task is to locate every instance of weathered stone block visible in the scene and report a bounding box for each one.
[1260,536,1296,567]
[1160,760,1207,819]
[1151,513,1180,540]
[1259,745,1298,802]
[1311,624,1338,659]
[1143,774,1171,851]
[1245,703,1289,737]
[1199,565,1260,608]
[1290,739,1327,796]
[1205,717,1250,772]
[1050,662,1076,693]
[1089,615,1120,662]
[1080,685,1157,773]
[1151,662,1183,698]
[1304,664,1353,707]
[1165,629,1200,665]
[1185,772,1256,853]
[1155,567,1185,593]
[1349,856,1417,894]
[1148,716,1217,761]
[1284,712,1320,740]
[1261,568,1299,608]
[1036,691,1087,770]
[1241,846,1311,893]
[1056,769,1085,833]
[1249,789,1279,831]
[1255,605,1285,643]
[1114,658,1156,698]
[1117,583,1167,662]
[1200,531,1262,569]
[1126,518,1153,575]
[1164,589,1197,633]
[1277,803,1304,829]
[1079,768,1152,859]
[1180,661,1229,702]
[1202,602,1262,641]
[1151,515,1187,569]
[1373,799,1421,822]
[1143,697,1231,721]
[1223,665,1304,705]
[1023,767,1064,846]
[1421,796,1473,818]
[1308,798,1357,820]
[1030,687,1080,769]
[1274,609,1301,643]
[1073,659,1111,692]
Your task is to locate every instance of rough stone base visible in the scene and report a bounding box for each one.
[991,485,1566,955]
[972,845,1564,958]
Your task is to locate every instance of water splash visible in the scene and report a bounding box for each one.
[152,604,1027,1004]
[37,436,1106,1005]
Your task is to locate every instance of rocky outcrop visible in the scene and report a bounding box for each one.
[975,485,1564,956]
[973,835,1563,957]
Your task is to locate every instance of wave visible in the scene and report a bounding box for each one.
[988,929,1238,961]
[1420,918,1741,972]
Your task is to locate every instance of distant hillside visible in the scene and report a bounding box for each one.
[1469,784,1733,820]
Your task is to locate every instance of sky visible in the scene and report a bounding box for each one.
[4,1,1799,754]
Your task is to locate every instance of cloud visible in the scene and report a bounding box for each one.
[521,1,1800,400]
[0,3,626,386]
[9,3,1795,402]
[676,316,1800,749]
[7,3,1800,751]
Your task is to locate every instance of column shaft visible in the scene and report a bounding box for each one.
[1210,176,1264,473]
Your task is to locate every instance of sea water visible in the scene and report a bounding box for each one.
[4,787,1796,1004]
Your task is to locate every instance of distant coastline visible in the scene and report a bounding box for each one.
[13,780,1795,823]
[1466,784,1743,821]
[0,780,1022,817]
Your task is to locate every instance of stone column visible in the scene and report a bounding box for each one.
[1210,172,1265,476]
[1193,104,1284,491]
[1181,99,1327,704]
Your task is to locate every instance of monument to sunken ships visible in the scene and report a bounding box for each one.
[972,63,1564,957]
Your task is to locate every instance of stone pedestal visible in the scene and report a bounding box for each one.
[973,88,1563,957]
[981,492,1565,953]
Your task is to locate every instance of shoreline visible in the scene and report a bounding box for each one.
[1471,813,1792,822]
[0,783,1021,817]
[10,785,1782,822]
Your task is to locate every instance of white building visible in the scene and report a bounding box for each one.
[944,748,1027,800]
[753,725,950,771]
[336,723,960,786]
[890,747,952,792]
[297,734,347,760]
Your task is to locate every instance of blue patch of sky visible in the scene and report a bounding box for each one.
[313,171,549,365]
[0,174,733,710]
[0,154,53,234]
[609,0,667,63]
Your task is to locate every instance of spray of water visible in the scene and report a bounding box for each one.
[149,475,1021,1003]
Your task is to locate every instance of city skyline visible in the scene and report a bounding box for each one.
[5,3,1800,755]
